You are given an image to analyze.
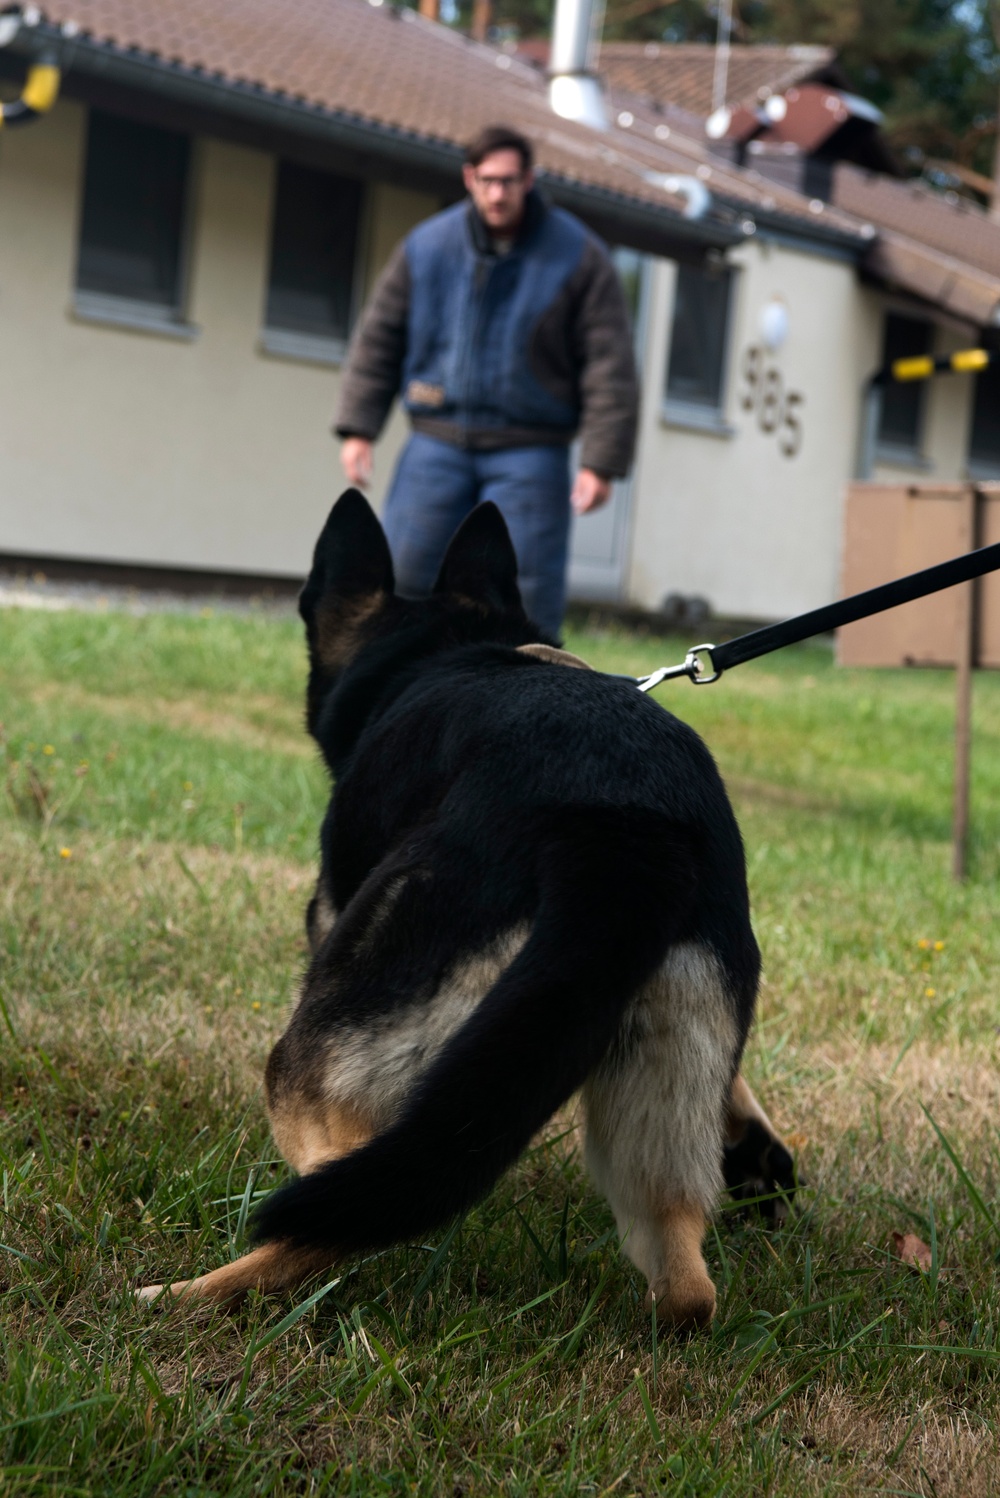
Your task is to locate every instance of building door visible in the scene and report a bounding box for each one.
[567,248,649,603]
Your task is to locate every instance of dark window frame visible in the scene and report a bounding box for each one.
[663,261,736,427]
[967,351,1000,479]
[74,107,196,334]
[875,312,933,462]
[261,159,367,366]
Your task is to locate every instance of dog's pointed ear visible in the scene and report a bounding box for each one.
[300,489,394,627]
[299,490,394,726]
[432,502,524,615]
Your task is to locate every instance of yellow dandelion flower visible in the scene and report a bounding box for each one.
[43,744,55,755]
[925,987,936,999]
[251,1001,262,1012]
[917,938,931,950]
[934,940,945,951]
[59,847,72,859]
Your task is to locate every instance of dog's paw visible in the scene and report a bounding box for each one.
[135,1279,197,1307]
[723,1119,797,1222]
[645,1272,716,1331]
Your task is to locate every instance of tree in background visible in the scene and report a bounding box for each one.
[446,0,999,181]
[735,0,999,176]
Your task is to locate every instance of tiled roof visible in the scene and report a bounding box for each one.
[27,0,709,225]
[832,165,1000,330]
[833,164,1000,282]
[24,0,870,250]
[863,232,1000,330]
[597,42,836,116]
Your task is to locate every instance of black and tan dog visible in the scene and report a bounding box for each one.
[139,491,793,1327]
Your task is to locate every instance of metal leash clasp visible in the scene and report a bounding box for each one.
[636,644,722,693]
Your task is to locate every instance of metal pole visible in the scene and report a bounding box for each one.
[712,0,732,115]
[549,0,608,128]
[952,486,980,881]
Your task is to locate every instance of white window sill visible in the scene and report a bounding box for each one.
[72,292,198,340]
[660,401,735,438]
[873,444,931,472]
[259,327,346,368]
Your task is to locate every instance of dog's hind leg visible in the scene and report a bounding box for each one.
[723,1072,796,1220]
[135,1241,336,1308]
[136,1100,373,1308]
[582,942,740,1330]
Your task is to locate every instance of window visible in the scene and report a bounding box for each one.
[612,246,644,331]
[76,109,191,328]
[263,161,363,362]
[968,356,1000,477]
[877,314,932,455]
[664,262,733,416]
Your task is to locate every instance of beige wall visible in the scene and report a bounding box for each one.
[626,239,870,620]
[0,102,437,577]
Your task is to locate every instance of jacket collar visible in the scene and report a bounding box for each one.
[465,188,547,257]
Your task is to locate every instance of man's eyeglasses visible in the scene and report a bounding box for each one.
[473,173,525,191]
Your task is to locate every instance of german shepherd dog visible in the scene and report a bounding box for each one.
[139,491,793,1328]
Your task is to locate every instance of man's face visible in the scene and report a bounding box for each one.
[462,149,533,234]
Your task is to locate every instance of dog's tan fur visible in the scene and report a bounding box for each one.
[138,927,533,1308]
[725,1071,783,1145]
[317,926,531,1129]
[307,886,338,950]
[315,592,388,674]
[583,941,740,1327]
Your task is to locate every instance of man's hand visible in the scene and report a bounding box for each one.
[571,468,613,516]
[341,437,374,488]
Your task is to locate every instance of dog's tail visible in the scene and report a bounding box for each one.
[251,810,706,1256]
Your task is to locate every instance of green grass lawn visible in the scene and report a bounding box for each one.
[1,604,999,1497]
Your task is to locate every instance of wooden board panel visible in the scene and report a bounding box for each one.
[979,486,1000,670]
[839,483,974,668]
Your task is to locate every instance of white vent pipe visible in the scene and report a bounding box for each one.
[549,0,608,130]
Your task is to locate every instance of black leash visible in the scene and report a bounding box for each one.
[636,539,1000,693]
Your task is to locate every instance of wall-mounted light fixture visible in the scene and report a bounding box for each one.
[759,297,789,351]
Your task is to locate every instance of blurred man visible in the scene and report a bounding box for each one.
[334,124,638,636]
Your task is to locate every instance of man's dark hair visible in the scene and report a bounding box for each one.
[465,126,534,173]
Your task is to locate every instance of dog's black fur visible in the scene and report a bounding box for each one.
[139,490,794,1318]
[251,491,770,1264]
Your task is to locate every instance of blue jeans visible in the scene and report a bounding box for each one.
[382,434,571,638]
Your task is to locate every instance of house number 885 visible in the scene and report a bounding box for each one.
[740,345,804,458]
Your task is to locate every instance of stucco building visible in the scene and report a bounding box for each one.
[1,2,998,621]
